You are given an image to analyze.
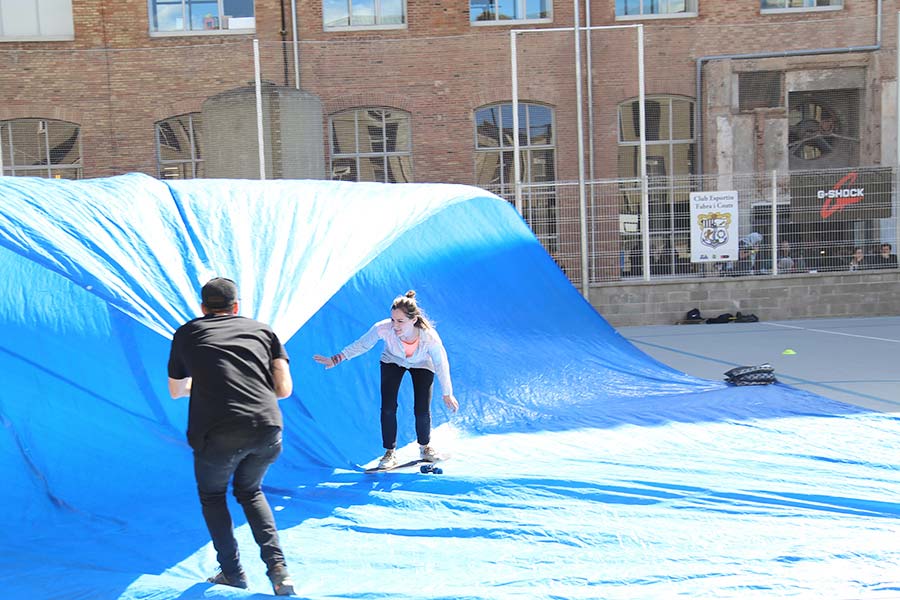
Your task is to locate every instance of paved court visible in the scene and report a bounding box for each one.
[620,316,900,414]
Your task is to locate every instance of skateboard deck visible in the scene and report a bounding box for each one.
[364,453,449,473]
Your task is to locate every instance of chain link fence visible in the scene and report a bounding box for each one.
[503,167,900,287]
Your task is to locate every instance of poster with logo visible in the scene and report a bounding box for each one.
[790,168,892,223]
[689,191,739,263]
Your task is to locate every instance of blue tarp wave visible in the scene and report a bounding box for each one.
[0,174,897,599]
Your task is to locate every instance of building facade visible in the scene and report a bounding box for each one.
[1,1,897,291]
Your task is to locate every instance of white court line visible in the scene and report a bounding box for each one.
[766,322,900,344]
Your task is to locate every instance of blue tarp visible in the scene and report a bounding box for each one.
[0,173,898,599]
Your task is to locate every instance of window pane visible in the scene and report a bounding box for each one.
[471,0,495,21]
[386,155,412,183]
[671,143,693,180]
[190,115,203,159]
[385,111,410,151]
[223,0,253,18]
[497,0,517,20]
[2,119,81,178]
[39,0,75,37]
[527,105,553,146]
[350,0,376,26]
[188,1,219,30]
[1,0,39,36]
[616,0,641,16]
[158,118,192,162]
[529,149,555,182]
[323,0,350,27]
[361,110,385,154]
[330,108,412,182]
[619,103,638,142]
[475,151,502,187]
[48,121,80,165]
[359,156,384,181]
[381,0,405,24]
[475,107,501,148]
[525,0,549,19]
[331,112,358,154]
[671,99,694,140]
[331,157,358,181]
[617,145,639,178]
[9,120,44,166]
[499,103,526,148]
[152,0,184,31]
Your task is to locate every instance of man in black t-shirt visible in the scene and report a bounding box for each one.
[168,277,296,596]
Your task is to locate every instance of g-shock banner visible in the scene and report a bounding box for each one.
[790,168,892,222]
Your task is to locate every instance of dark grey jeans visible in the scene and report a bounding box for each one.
[193,424,286,578]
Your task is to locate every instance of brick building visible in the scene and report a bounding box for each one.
[1,1,894,186]
[2,1,898,317]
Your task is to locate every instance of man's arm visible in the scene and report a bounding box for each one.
[168,377,192,399]
[273,358,292,399]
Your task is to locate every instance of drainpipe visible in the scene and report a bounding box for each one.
[279,0,289,86]
[695,0,882,176]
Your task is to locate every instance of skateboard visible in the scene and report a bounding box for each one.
[364,453,449,473]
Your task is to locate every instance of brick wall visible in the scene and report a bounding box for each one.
[590,270,900,327]
[0,1,896,182]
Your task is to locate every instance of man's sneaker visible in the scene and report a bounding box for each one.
[268,566,296,596]
[377,449,397,469]
[420,445,439,462]
[206,569,249,589]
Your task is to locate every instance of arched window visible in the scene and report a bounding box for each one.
[617,96,696,277]
[0,119,82,179]
[329,108,412,183]
[474,102,555,196]
[474,102,557,253]
[156,113,204,179]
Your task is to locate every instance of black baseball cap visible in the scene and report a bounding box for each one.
[201,277,238,309]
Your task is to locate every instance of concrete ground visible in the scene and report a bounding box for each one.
[620,315,900,414]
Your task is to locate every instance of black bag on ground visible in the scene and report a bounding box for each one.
[734,312,759,323]
[725,363,777,386]
[706,313,733,324]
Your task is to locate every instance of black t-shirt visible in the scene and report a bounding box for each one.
[168,314,289,449]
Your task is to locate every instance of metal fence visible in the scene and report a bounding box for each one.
[491,166,900,287]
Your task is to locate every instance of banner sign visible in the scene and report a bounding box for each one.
[790,168,892,222]
[689,191,739,263]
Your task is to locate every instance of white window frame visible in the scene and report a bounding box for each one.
[323,0,407,31]
[0,0,74,42]
[470,0,552,26]
[615,0,698,21]
[148,0,256,37]
[761,0,842,14]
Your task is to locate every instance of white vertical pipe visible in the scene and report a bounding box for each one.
[511,30,522,215]
[573,0,589,298]
[771,170,778,275]
[291,0,300,89]
[0,125,4,176]
[896,12,900,260]
[253,39,266,180]
[638,25,650,282]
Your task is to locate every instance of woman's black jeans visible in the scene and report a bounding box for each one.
[193,424,286,578]
[380,361,434,449]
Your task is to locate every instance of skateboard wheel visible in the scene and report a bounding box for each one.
[420,464,434,473]
[431,467,443,474]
